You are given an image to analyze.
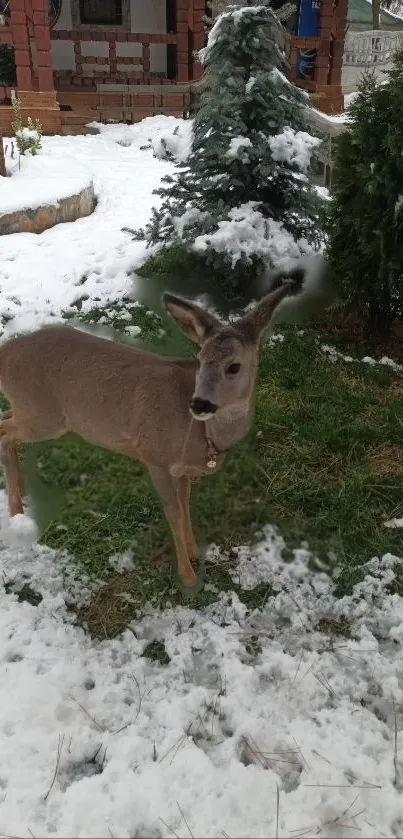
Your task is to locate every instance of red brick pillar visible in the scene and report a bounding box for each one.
[13,0,62,133]
[176,0,189,82]
[329,0,348,85]
[32,0,54,91]
[10,0,34,90]
[317,0,348,112]
[191,0,205,81]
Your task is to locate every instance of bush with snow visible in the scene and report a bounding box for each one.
[11,98,42,156]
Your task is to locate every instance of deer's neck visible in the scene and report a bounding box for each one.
[206,399,255,452]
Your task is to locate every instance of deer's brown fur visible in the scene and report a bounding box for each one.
[0,271,304,588]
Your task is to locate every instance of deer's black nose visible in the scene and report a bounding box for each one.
[190,397,217,416]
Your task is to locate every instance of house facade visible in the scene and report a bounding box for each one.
[0,0,348,134]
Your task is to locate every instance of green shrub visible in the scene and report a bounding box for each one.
[325,53,403,338]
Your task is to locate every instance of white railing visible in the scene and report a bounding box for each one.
[344,29,403,66]
[342,29,403,92]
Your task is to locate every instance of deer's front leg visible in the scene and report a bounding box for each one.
[147,465,198,588]
[176,475,200,571]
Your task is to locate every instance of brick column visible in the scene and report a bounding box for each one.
[32,0,54,91]
[10,0,34,90]
[191,0,205,81]
[317,0,348,112]
[15,0,62,133]
[176,0,189,82]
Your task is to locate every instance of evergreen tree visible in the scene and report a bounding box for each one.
[325,52,403,338]
[134,3,323,289]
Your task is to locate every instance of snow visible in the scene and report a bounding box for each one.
[173,206,209,238]
[0,493,403,837]
[199,5,264,62]
[0,117,186,338]
[384,518,403,529]
[245,76,256,94]
[226,136,253,159]
[96,117,194,164]
[5,512,39,546]
[268,127,321,173]
[364,0,403,21]
[1,117,403,838]
[193,202,317,268]
[321,343,403,371]
[1,150,92,216]
[315,184,331,201]
[17,126,41,143]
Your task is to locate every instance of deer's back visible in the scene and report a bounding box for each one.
[0,326,200,462]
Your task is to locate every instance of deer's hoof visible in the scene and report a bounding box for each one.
[176,559,205,596]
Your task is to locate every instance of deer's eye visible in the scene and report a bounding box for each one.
[226,363,241,375]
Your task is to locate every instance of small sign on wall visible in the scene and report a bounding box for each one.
[296,0,321,79]
[297,0,321,36]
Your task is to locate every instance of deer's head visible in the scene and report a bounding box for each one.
[163,276,301,420]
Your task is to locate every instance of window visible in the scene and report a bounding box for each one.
[166,0,176,34]
[78,0,123,26]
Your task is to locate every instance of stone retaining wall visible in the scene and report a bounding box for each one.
[0,180,95,235]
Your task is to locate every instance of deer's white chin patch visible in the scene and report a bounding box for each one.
[190,410,215,421]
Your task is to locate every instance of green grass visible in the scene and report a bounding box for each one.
[7,305,403,638]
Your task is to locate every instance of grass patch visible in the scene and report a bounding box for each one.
[142,639,171,666]
[4,580,43,607]
[136,244,264,312]
[136,245,205,279]
[12,313,403,637]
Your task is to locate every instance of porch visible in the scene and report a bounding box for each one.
[0,0,204,132]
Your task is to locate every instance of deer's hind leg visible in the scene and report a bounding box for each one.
[0,407,64,518]
[1,441,25,517]
[0,411,27,516]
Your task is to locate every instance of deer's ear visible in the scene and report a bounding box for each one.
[163,293,221,345]
[238,268,305,342]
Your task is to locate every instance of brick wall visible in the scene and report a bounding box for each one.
[288,0,348,113]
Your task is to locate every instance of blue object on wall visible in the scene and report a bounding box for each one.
[297,0,321,37]
[296,0,321,80]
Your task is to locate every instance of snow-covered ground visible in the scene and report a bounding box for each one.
[0,117,192,338]
[1,118,403,838]
[2,488,403,839]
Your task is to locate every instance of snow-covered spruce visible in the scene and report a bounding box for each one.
[132,4,324,283]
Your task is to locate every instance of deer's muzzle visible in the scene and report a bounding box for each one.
[190,397,218,419]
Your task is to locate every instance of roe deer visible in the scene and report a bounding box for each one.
[0,266,308,589]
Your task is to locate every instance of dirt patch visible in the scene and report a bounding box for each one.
[315,616,352,637]
[76,570,140,640]
[313,310,403,365]
[356,404,381,426]
[387,378,403,398]
[368,445,403,475]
